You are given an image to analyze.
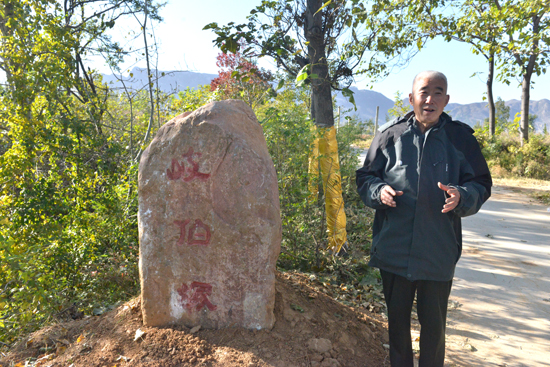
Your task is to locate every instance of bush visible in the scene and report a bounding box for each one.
[475,128,550,180]
[257,90,374,272]
[0,84,376,348]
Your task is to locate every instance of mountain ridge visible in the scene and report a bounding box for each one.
[103,68,550,131]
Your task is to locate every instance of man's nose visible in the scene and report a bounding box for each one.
[425,94,435,103]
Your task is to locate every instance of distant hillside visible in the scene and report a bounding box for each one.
[102,67,217,93]
[334,87,395,123]
[447,99,550,132]
[102,68,550,131]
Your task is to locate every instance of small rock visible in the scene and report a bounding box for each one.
[190,325,201,334]
[307,338,332,354]
[320,358,341,367]
[339,332,357,346]
[310,354,324,362]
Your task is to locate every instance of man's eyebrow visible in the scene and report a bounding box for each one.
[418,85,445,92]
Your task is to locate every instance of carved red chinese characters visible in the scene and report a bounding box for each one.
[174,219,211,246]
[177,282,217,312]
[167,147,210,182]
[139,100,281,330]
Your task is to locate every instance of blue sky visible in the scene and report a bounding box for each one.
[99,0,549,105]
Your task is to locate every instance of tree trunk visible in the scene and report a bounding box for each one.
[305,0,334,127]
[304,0,347,254]
[518,14,540,146]
[487,53,496,136]
[142,1,155,144]
[520,72,531,146]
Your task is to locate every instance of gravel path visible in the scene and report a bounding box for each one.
[444,186,550,367]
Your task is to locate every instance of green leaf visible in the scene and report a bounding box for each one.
[342,87,357,111]
[222,38,239,54]
[295,64,310,87]
[277,79,285,90]
[202,22,219,30]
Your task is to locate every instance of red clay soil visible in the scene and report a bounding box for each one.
[0,272,390,367]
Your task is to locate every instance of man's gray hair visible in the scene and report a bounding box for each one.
[412,70,448,92]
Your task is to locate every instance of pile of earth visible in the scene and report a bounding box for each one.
[0,272,390,367]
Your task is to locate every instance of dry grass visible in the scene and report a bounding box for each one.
[493,177,550,205]
[492,177,550,191]
[352,135,374,150]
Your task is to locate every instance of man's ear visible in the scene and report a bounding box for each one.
[409,93,413,105]
[444,94,450,107]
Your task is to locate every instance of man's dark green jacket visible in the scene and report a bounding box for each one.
[356,112,492,281]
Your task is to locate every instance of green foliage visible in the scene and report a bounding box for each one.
[257,88,374,272]
[406,0,550,142]
[475,128,550,180]
[0,1,377,347]
[169,86,214,115]
[0,93,141,346]
[495,97,511,127]
[0,0,165,347]
[386,90,411,121]
[204,0,421,125]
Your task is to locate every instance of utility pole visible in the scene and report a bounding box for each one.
[374,106,379,135]
[337,106,341,132]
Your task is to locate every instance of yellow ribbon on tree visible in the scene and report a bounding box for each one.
[308,126,348,254]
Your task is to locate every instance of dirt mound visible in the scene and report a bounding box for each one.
[1,272,389,367]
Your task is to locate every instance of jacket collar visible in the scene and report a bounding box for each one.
[405,111,451,131]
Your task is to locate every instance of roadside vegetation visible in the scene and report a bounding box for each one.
[0,22,375,351]
[1,0,548,355]
[473,99,550,182]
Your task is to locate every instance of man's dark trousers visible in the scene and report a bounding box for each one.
[380,269,453,367]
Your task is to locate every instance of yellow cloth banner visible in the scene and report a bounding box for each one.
[308,126,348,254]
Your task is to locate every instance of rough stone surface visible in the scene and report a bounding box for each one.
[320,358,341,367]
[138,100,281,330]
[307,338,333,354]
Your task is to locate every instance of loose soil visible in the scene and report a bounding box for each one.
[1,272,390,367]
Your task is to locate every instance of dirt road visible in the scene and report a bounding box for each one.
[444,186,550,367]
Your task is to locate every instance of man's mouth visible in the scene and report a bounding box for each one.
[423,107,435,112]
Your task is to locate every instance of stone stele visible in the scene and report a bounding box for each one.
[138,100,281,330]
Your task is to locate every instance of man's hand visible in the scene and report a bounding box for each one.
[380,185,403,207]
[438,182,461,213]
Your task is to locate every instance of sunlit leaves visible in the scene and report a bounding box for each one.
[0,0,162,347]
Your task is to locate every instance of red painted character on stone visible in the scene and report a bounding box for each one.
[167,147,210,182]
[174,219,211,246]
[177,281,217,311]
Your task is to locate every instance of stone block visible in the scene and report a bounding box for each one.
[138,100,281,329]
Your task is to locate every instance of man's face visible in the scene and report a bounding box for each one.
[409,76,450,126]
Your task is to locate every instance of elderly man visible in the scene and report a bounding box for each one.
[356,71,492,366]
